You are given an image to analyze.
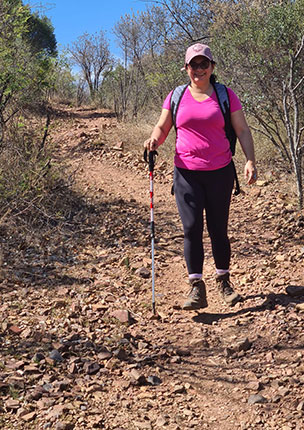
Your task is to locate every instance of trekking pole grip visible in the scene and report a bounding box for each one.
[144,149,157,172]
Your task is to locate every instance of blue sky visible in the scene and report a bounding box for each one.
[30,0,151,57]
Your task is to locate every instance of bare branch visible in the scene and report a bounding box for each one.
[293,75,304,92]
[294,34,304,59]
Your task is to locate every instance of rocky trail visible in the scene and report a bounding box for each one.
[0,106,303,430]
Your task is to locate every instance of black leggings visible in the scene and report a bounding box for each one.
[174,163,234,275]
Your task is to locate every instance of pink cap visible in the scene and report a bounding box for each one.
[184,43,213,65]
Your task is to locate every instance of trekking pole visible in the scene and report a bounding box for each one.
[144,149,158,314]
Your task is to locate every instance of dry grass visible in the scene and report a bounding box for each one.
[111,110,285,175]
[102,109,177,166]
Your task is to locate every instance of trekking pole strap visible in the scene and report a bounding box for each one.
[231,160,241,196]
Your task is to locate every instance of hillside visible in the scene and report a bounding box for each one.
[0,105,303,430]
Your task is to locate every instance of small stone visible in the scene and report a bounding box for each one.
[68,362,78,374]
[5,399,20,410]
[129,369,147,386]
[8,325,23,335]
[172,384,186,394]
[265,351,274,362]
[133,421,152,430]
[235,338,252,352]
[86,384,104,395]
[148,312,161,320]
[111,309,133,324]
[21,412,36,422]
[55,422,74,430]
[55,300,67,308]
[43,383,53,392]
[92,302,107,312]
[278,386,290,396]
[55,379,70,391]
[135,267,150,279]
[32,352,45,362]
[248,394,267,405]
[28,386,45,401]
[98,349,112,360]
[147,375,162,386]
[256,180,268,187]
[46,404,68,420]
[155,416,168,427]
[24,364,40,374]
[296,303,304,312]
[83,361,100,375]
[297,401,304,411]
[20,328,32,339]
[113,141,124,151]
[49,349,63,362]
[272,395,281,403]
[6,360,25,370]
[247,381,261,391]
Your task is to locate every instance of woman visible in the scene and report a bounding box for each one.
[144,43,257,310]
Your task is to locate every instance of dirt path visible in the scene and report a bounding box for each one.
[0,106,303,430]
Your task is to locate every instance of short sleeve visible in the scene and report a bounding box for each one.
[227,88,242,113]
[162,90,173,110]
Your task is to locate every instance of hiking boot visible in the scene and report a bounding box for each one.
[216,273,241,306]
[182,279,208,310]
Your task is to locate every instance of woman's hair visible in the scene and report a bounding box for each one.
[210,74,217,85]
[210,61,217,84]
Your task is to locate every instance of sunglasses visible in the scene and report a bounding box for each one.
[189,58,211,70]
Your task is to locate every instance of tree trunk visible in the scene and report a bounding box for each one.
[293,157,303,209]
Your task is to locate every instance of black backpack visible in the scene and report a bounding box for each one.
[170,82,240,195]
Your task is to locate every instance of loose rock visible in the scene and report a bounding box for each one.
[248,394,268,405]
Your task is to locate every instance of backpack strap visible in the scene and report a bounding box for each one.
[170,84,188,196]
[212,82,237,156]
[213,82,240,195]
[170,84,188,130]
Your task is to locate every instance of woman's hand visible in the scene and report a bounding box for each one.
[245,160,257,185]
[144,137,159,152]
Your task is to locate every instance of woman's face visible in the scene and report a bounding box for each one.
[186,55,214,85]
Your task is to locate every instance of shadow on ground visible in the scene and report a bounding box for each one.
[193,291,304,325]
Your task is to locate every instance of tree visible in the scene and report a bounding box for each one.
[47,52,77,104]
[102,64,132,119]
[26,13,57,56]
[69,31,112,100]
[0,0,57,143]
[113,12,150,118]
[148,0,212,44]
[282,35,304,208]
[209,0,304,207]
[108,1,213,117]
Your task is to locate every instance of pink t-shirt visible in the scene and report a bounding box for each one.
[163,86,242,171]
